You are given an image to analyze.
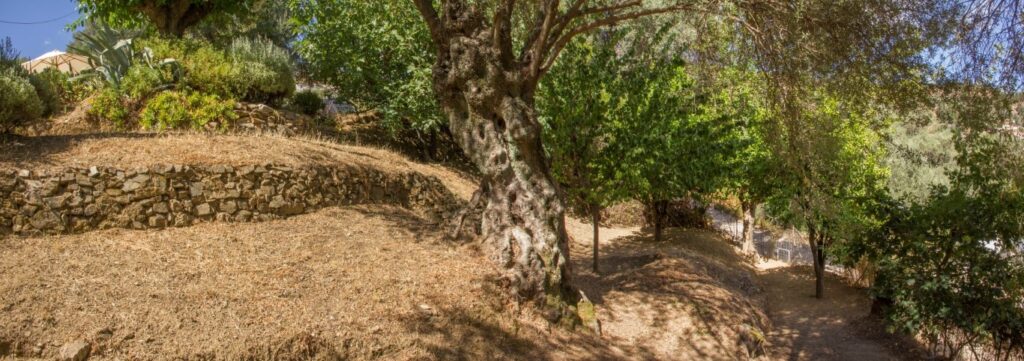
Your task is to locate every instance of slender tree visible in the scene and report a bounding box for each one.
[538,32,623,273]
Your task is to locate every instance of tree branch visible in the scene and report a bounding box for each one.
[527,0,562,80]
[541,3,696,72]
[493,0,517,67]
[413,0,445,45]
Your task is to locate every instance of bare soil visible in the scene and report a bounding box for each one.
[565,218,770,360]
[758,262,925,361]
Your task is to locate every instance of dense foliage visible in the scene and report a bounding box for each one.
[77,0,252,37]
[850,91,1024,358]
[0,68,45,133]
[139,90,236,130]
[291,0,441,133]
[0,37,47,133]
[143,37,293,104]
[287,89,324,116]
[87,87,130,126]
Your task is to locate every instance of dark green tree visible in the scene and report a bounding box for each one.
[77,0,253,37]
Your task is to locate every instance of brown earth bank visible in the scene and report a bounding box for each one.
[0,204,772,361]
[0,133,770,360]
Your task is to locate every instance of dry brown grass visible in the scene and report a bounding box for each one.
[0,205,630,360]
[0,131,782,360]
[0,132,477,200]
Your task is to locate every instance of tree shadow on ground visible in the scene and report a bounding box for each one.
[346,205,439,243]
[0,132,159,166]
[759,266,928,361]
[569,226,770,360]
[397,281,637,361]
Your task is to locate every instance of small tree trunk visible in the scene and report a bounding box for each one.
[808,226,825,299]
[591,204,601,273]
[651,199,669,242]
[740,199,756,256]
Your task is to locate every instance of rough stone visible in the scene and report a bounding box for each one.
[196,203,213,217]
[29,211,61,230]
[220,201,238,214]
[148,215,168,228]
[152,202,169,214]
[0,163,460,235]
[59,340,90,361]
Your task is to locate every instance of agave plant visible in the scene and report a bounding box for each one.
[68,24,136,87]
[69,23,179,88]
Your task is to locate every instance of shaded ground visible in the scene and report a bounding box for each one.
[566,218,770,360]
[704,208,925,360]
[758,263,922,361]
[0,205,624,360]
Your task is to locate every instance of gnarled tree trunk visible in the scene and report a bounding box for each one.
[422,2,577,317]
[136,0,214,38]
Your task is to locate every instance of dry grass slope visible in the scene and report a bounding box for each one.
[0,133,774,360]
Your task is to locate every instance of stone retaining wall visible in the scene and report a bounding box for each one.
[229,103,310,135]
[0,164,462,235]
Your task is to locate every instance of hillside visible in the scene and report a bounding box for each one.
[0,133,773,360]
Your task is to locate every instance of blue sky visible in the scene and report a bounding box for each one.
[0,0,79,60]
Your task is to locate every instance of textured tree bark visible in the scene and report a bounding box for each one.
[591,204,601,273]
[808,226,825,299]
[650,200,669,242]
[423,2,578,319]
[137,0,213,38]
[740,199,757,256]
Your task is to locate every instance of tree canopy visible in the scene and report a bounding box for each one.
[77,0,252,37]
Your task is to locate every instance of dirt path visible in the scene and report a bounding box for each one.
[567,212,920,361]
[705,207,920,360]
[758,262,906,361]
[565,218,770,360]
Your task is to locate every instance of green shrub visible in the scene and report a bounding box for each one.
[287,89,324,116]
[229,37,295,103]
[186,92,237,130]
[28,73,59,117]
[121,65,165,101]
[139,91,237,131]
[141,37,294,104]
[141,38,236,97]
[139,91,189,130]
[29,68,88,115]
[0,68,44,133]
[88,87,130,127]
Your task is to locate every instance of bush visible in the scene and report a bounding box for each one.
[28,72,60,117]
[88,87,130,127]
[185,92,237,130]
[29,68,90,115]
[141,38,236,97]
[0,68,44,133]
[287,90,324,116]
[142,37,294,104]
[121,65,165,101]
[139,91,237,131]
[228,37,295,103]
[139,91,188,130]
